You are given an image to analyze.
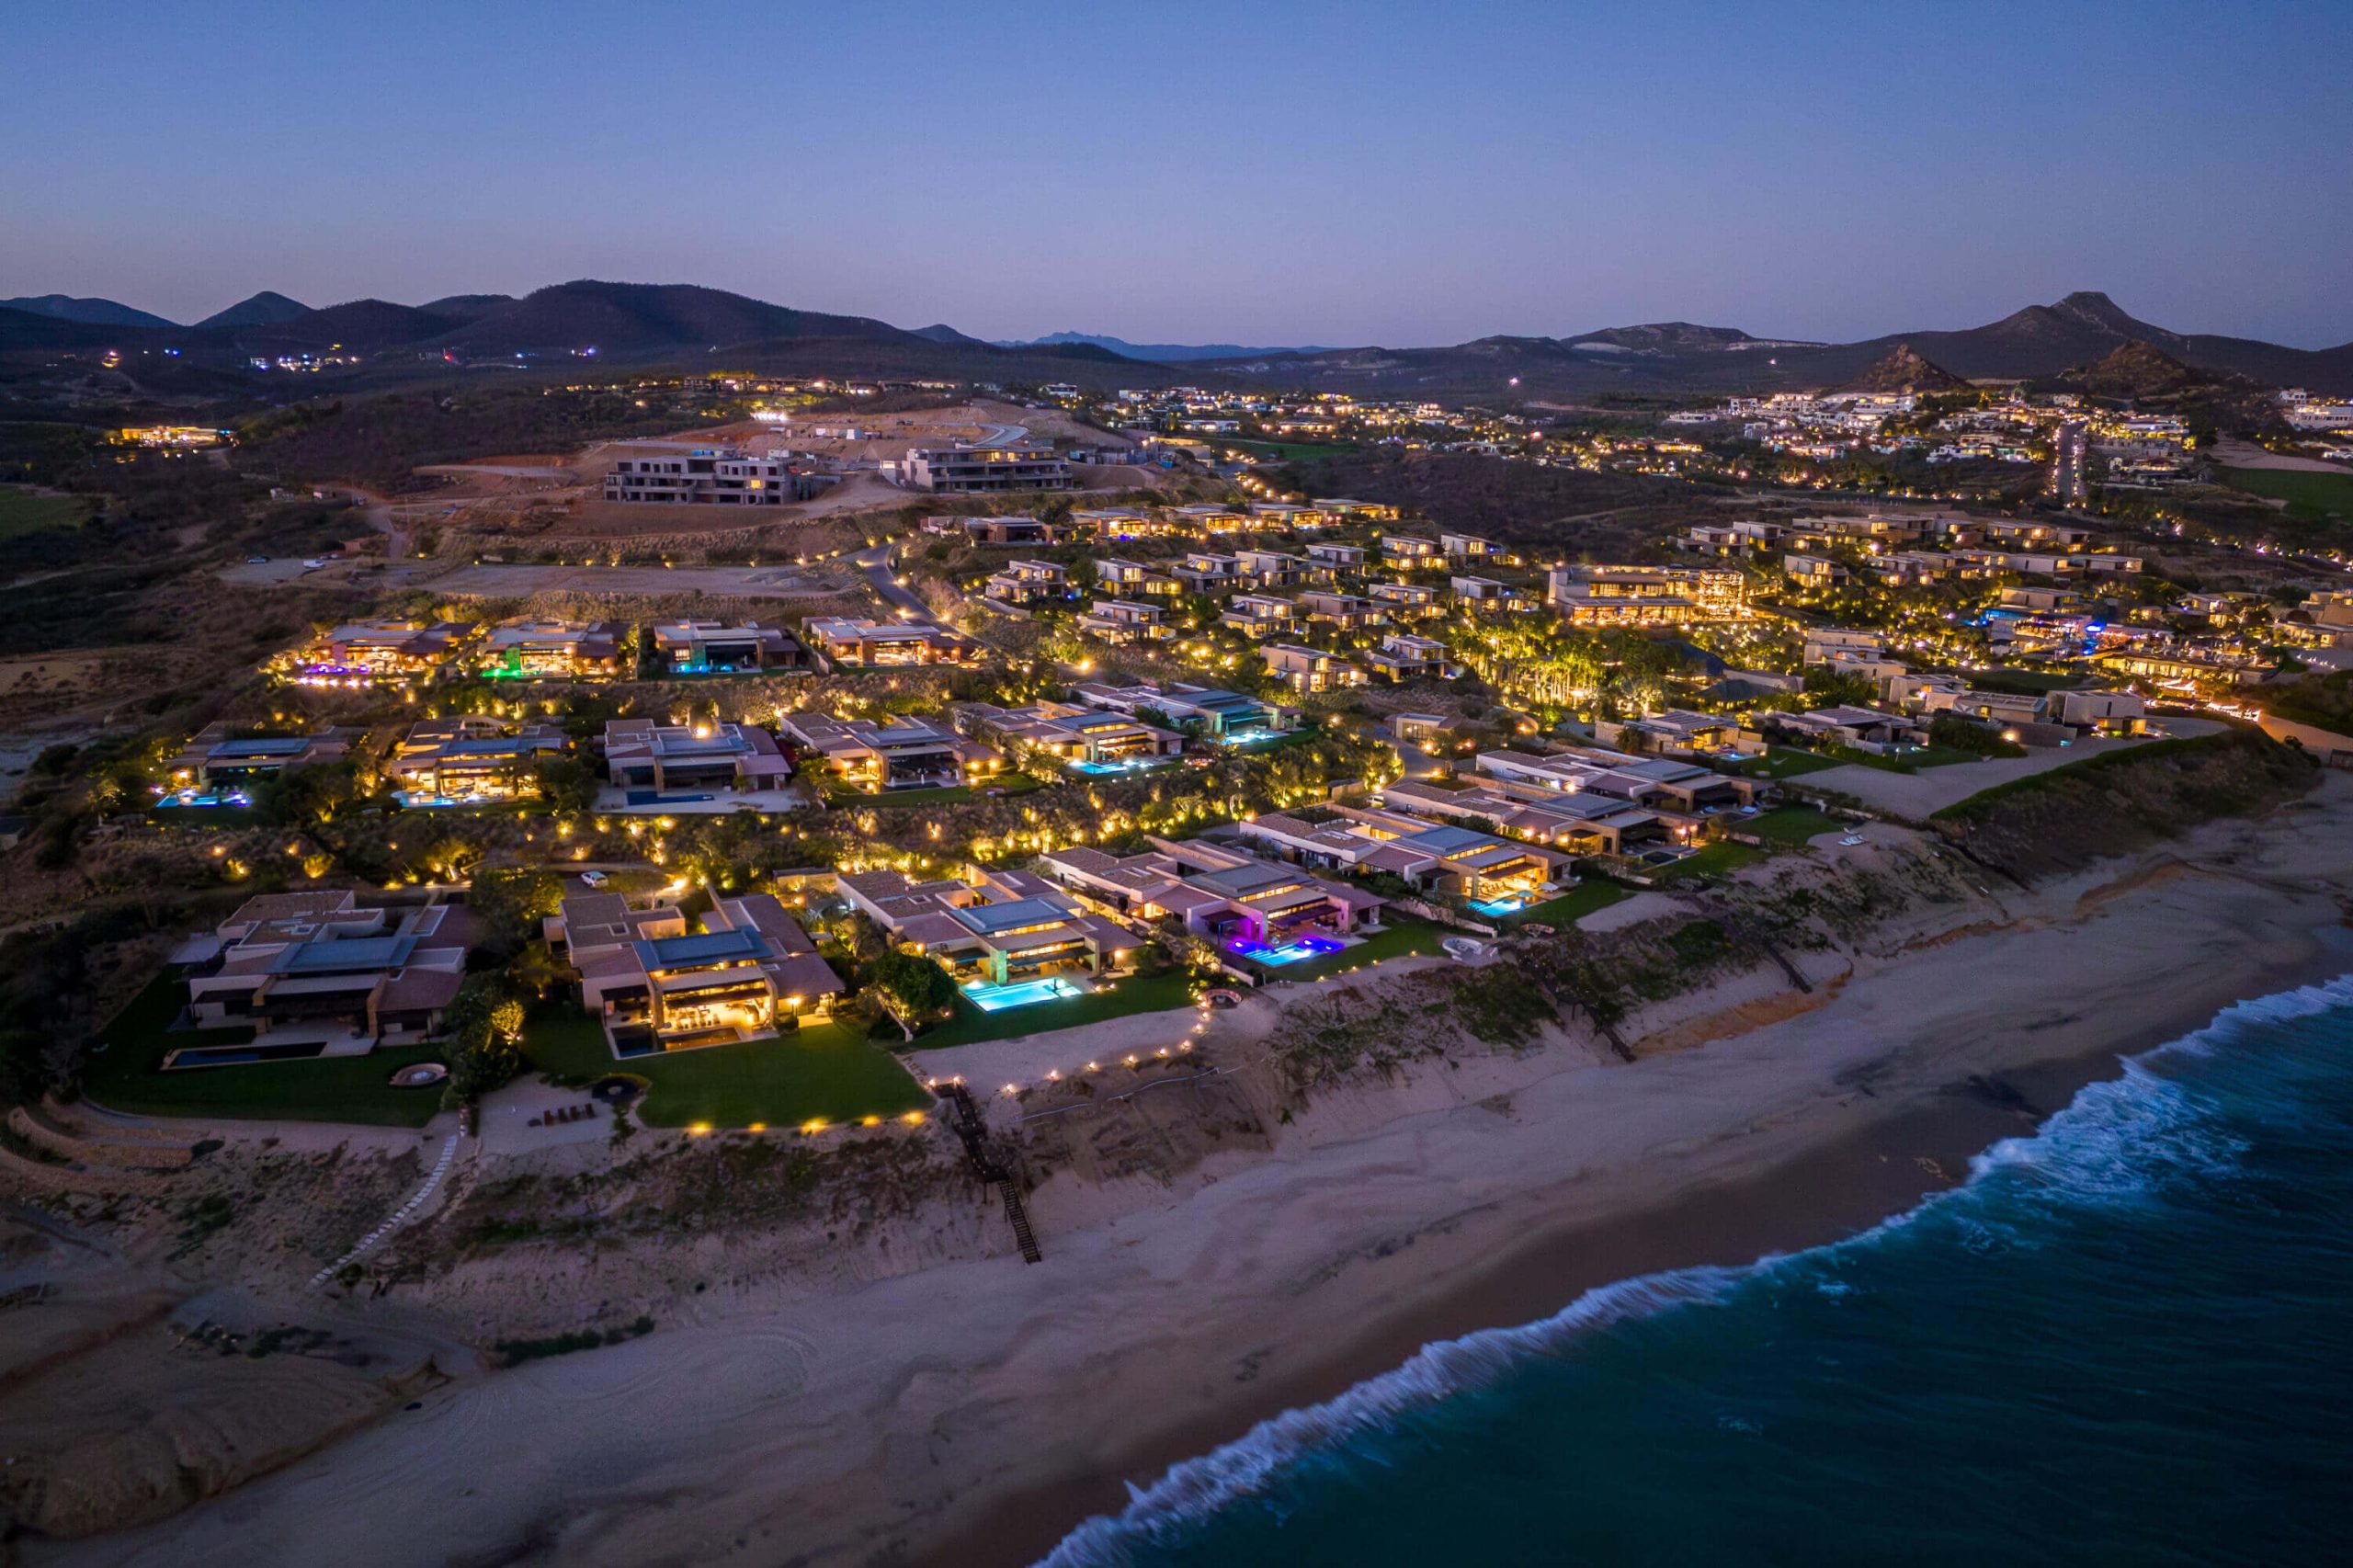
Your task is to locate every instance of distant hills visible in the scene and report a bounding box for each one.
[2062,340,2234,400]
[196,290,312,329]
[990,331,1338,363]
[1,293,176,330]
[0,281,2346,394]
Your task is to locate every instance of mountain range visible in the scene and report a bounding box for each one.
[1,283,2347,394]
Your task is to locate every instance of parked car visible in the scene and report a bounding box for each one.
[579,870,609,889]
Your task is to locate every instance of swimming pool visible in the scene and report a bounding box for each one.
[1468,892,1531,917]
[961,976,1085,1012]
[1226,934,1347,965]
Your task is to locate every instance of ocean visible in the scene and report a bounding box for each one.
[1043,976,2353,1567]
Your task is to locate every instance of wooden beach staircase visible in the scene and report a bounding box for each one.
[940,1085,1042,1265]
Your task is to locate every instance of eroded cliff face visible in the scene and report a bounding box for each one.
[1933,729,2320,881]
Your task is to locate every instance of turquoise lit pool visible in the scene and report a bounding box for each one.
[1468,892,1531,916]
[962,976,1084,1012]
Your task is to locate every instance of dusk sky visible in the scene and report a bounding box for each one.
[6,0,2348,347]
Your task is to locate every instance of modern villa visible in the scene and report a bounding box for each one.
[177,892,476,1065]
[647,619,805,676]
[384,718,567,804]
[162,722,358,805]
[776,712,1002,792]
[837,868,1141,986]
[602,719,792,796]
[478,619,628,681]
[557,892,843,1052]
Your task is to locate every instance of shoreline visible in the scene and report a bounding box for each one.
[36,784,2353,1568]
[945,940,2353,1568]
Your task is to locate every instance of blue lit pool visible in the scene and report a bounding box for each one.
[961,976,1084,1012]
[1226,934,1347,965]
[1468,892,1531,917]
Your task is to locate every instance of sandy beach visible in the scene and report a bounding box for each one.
[32,778,2353,1568]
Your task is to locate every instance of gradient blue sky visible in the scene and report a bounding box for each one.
[6,0,2348,347]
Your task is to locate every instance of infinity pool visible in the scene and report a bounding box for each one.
[1226,935,1347,965]
[1468,892,1531,916]
[961,976,1084,1012]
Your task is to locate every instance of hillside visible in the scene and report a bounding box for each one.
[0,295,176,330]
[2063,339,2227,399]
[194,291,312,329]
[1838,343,1969,393]
[423,281,919,357]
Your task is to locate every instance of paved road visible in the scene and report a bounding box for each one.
[855,541,930,616]
[2052,420,2086,506]
[1795,717,2226,818]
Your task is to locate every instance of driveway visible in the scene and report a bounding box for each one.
[1794,718,2227,817]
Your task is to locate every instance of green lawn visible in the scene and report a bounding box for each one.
[1221,438,1362,462]
[522,1006,927,1129]
[824,771,1043,809]
[906,969,1201,1051]
[1745,804,1847,846]
[2223,466,2353,521]
[1741,746,1846,779]
[83,971,445,1128]
[1652,841,1766,881]
[1496,881,1631,928]
[1238,917,1450,983]
[0,487,90,539]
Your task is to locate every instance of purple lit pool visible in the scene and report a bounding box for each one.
[1226,935,1347,965]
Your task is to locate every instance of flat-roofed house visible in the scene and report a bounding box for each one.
[1449,575,1527,611]
[281,619,476,686]
[954,700,1183,770]
[563,892,843,1051]
[178,892,475,1064]
[603,719,792,794]
[1363,632,1454,682]
[801,617,981,668]
[984,559,1072,606]
[1224,594,1300,638]
[605,448,813,505]
[385,718,567,803]
[838,868,1141,984]
[1547,565,1745,626]
[1072,680,1293,739]
[902,441,1074,494]
[1368,580,1441,617]
[1305,541,1368,575]
[1094,557,1178,597]
[775,712,1000,792]
[1078,598,1176,643]
[649,619,805,676]
[1756,706,1927,753]
[1298,590,1387,630]
[1591,710,1761,761]
[1381,534,1442,571]
[1036,838,1384,946]
[1261,642,1366,692]
[165,722,358,799]
[1237,806,1572,906]
[479,619,627,681]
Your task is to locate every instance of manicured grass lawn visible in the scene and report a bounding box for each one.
[1653,842,1766,881]
[83,971,444,1128]
[824,771,1042,809]
[907,969,1201,1051]
[1498,881,1631,927]
[0,487,89,539]
[1241,917,1449,983]
[522,1006,927,1129]
[1222,438,1361,462]
[2223,466,2353,520]
[1745,805,1847,846]
[1742,747,1846,779]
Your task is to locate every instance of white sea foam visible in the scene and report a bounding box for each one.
[1037,974,2353,1565]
